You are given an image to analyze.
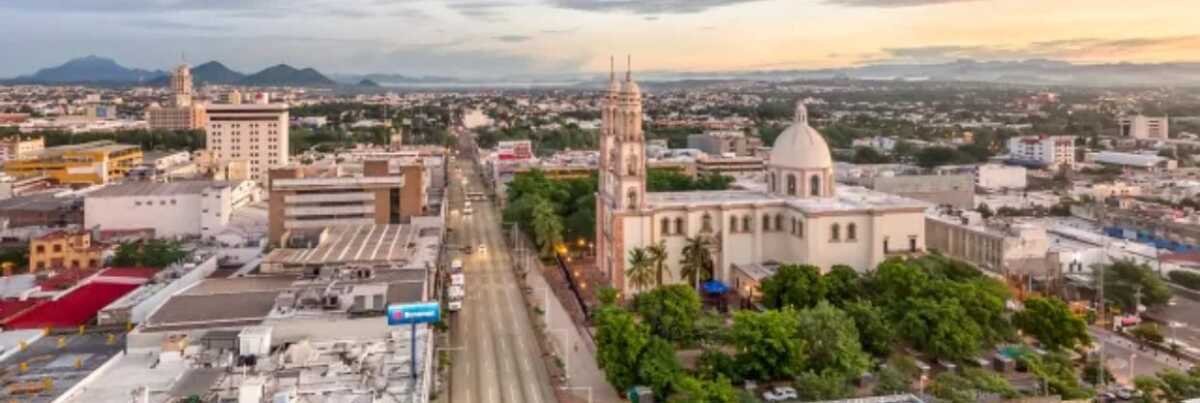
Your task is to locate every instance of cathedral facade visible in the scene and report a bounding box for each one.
[595,68,930,295]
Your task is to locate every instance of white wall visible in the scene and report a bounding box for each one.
[977,165,1027,190]
[85,193,204,237]
[130,255,219,323]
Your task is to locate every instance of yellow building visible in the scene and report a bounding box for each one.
[4,141,143,185]
[29,230,106,272]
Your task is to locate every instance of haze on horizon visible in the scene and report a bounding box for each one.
[3,0,1199,78]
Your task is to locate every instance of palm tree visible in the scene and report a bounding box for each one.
[626,248,655,293]
[646,241,669,287]
[530,196,564,257]
[679,236,714,291]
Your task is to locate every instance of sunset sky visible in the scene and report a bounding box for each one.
[3,0,1199,77]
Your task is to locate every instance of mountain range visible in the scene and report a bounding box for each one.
[9,56,1200,88]
[4,56,343,87]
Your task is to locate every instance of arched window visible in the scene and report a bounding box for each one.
[702,213,713,232]
[791,218,797,235]
[660,218,670,235]
[730,216,738,233]
[787,174,797,196]
[762,214,771,231]
[769,173,777,192]
[775,214,784,231]
[674,218,684,235]
[830,223,841,241]
[810,175,821,197]
[847,223,857,241]
[796,219,804,238]
[742,215,752,232]
[627,189,638,208]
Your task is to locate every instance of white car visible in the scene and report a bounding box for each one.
[448,300,462,312]
[762,386,798,402]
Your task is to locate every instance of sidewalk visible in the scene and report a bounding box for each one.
[525,261,622,403]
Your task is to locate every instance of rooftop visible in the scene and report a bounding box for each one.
[0,192,81,213]
[646,185,928,213]
[264,224,419,268]
[86,180,229,198]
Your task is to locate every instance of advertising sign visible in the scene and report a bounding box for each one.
[387,302,440,326]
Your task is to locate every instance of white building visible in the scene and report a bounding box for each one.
[975,164,1027,191]
[1007,135,1075,169]
[851,136,898,153]
[1087,151,1176,171]
[84,181,259,239]
[595,68,928,296]
[206,96,289,182]
[1119,115,1169,139]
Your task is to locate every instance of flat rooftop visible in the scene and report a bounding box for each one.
[87,180,229,198]
[646,185,928,213]
[264,224,418,267]
[0,192,81,212]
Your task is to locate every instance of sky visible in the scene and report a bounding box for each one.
[3,0,1200,78]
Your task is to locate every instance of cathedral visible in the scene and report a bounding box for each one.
[595,64,930,296]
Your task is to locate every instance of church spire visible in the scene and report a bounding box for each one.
[625,54,632,82]
[795,101,808,124]
[610,55,615,82]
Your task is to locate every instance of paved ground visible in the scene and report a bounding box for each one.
[446,156,558,403]
[1091,326,1193,386]
[0,331,126,402]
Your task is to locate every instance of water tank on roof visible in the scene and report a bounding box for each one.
[238,326,272,357]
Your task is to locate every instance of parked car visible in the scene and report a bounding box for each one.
[478,244,488,254]
[762,386,797,402]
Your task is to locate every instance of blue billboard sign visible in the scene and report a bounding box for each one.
[387,302,440,326]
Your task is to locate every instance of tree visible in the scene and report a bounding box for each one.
[852,146,891,164]
[597,286,620,306]
[594,307,649,391]
[822,265,862,306]
[760,264,825,310]
[112,242,141,267]
[794,370,854,400]
[530,196,565,257]
[897,297,983,361]
[635,285,702,343]
[976,203,994,219]
[930,368,1018,403]
[627,248,656,293]
[730,308,806,381]
[1019,352,1094,399]
[842,301,895,358]
[915,146,970,168]
[695,350,741,384]
[1099,260,1172,312]
[679,237,714,290]
[873,365,911,395]
[637,337,683,399]
[795,302,870,380]
[1130,323,1166,346]
[647,241,670,287]
[1013,296,1090,351]
[1145,368,1200,402]
[669,376,739,403]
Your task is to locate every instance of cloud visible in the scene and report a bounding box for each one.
[547,0,766,14]
[494,34,532,42]
[126,19,226,32]
[447,1,514,20]
[824,0,977,7]
[877,35,1200,64]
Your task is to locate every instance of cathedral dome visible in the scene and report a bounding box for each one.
[621,79,641,95]
[769,103,832,170]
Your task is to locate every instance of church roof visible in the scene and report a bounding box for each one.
[644,186,928,214]
[769,103,832,171]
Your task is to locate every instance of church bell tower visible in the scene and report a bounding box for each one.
[596,56,647,292]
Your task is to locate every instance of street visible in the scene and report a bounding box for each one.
[446,155,558,403]
[1091,326,1193,386]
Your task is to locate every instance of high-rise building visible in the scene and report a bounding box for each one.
[1006,135,1075,169]
[147,64,207,130]
[206,94,289,182]
[1118,115,1169,139]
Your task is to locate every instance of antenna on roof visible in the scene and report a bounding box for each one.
[609,55,615,82]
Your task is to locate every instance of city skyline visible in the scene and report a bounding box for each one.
[3,0,1200,78]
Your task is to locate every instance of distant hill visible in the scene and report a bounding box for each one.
[357,79,382,87]
[192,61,245,85]
[11,55,164,84]
[240,65,336,87]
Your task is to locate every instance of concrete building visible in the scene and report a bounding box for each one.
[3,140,142,185]
[1007,135,1076,169]
[206,94,289,182]
[1074,181,1141,200]
[596,69,928,296]
[1119,115,1169,139]
[28,230,107,272]
[925,210,1060,280]
[147,64,207,130]
[695,155,766,176]
[267,160,425,245]
[687,130,760,156]
[851,136,898,153]
[0,192,83,229]
[838,164,974,208]
[84,181,258,239]
[1087,151,1176,171]
[975,164,1027,191]
[0,136,44,163]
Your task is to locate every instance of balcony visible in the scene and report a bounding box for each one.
[285,205,375,217]
[283,217,376,230]
[283,192,374,204]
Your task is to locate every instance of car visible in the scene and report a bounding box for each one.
[447,300,462,312]
[1115,388,1137,400]
[762,386,797,402]
[478,244,488,254]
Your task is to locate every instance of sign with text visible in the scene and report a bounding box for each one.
[387,302,440,326]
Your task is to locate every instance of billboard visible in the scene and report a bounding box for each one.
[387,302,440,326]
[497,140,533,160]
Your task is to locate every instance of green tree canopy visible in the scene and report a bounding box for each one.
[1099,259,1172,312]
[667,376,739,403]
[842,301,895,358]
[794,302,870,380]
[822,265,863,306]
[760,264,825,310]
[730,308,806,381]
[634,284,703,343]
[1013,296,1091,351]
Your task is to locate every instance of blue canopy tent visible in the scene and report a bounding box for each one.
[701,280,730,295]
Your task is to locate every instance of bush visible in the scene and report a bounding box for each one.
[1169,270,1200,290]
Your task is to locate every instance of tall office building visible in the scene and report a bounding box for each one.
[1119,115,1169,139]
[205,93,289,182]
[1007,135,1076,169]
[147,64,207,130]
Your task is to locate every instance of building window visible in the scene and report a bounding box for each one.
[730,216,738,233]
[810,175,822,197]
[830,223,841,242]
[909,236,918,252]
[674,217,684,235]
[847,223,857,241]
[35,245,44,253]
[762,214,770,231]
[775,214,783,231]
[787,174,797,196]
[791,218,797,235]
[702,213,713,233]
[797,219,803,238]
[769,173,777,192]
[53,244,62,253]
[627,190,638,208]
[661,218,670,235]
[742,215,752,232]
[883,237,890,253]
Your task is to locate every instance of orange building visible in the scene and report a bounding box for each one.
[28,230,107,272]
